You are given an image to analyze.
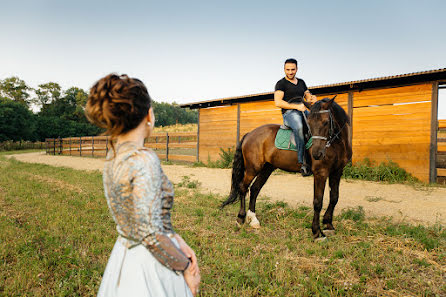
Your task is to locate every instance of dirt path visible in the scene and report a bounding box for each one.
[6,152,446,226]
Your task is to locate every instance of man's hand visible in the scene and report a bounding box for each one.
[295,103,307,112]
[310,94,317,103]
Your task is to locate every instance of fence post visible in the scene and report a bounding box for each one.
[166,132,169,162]
[106,136,109,155]
[59,137,63,155]
[92,136,94,157]
[69,138,72,156]
[53,138,56,155]
[79,136,82,156]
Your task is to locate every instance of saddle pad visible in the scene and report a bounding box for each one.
[275,128,313,151]
[275,128,297,151]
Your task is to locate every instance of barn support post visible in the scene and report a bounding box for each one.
[429,81,439,183]
[348,91,354,145]
[166,132,169,161]
[236,104,241,145]
[196,109,200,162]
[106,136,109,155]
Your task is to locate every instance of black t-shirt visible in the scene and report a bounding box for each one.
[275,77,308,114]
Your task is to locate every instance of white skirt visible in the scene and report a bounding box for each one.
[97,237,193,297]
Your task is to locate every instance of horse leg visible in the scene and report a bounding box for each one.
[246,164,275,228]
[312,172,328,241]
[236,169,257,226]
[323,169,343,236]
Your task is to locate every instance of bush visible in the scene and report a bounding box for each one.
[0,141,45,151]
[204,148,235,169]
[342,158,416,183]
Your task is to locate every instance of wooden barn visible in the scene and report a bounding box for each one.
[180,69,446,183]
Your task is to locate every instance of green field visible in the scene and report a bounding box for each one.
[0,155,445,296]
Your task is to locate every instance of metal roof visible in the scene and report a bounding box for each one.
[180,68,446,109]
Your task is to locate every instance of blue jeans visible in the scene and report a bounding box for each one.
[282,109,307,164]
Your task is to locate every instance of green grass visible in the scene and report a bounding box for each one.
[0,156,445,296]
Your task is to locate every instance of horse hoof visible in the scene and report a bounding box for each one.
[246,210,260,229]
[314,237,327,243]
[249,222,261,229]
[323,229,336,237]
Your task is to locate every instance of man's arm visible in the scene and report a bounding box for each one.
[274,90,307,112]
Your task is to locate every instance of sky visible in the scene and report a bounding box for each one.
[1,0,445,117]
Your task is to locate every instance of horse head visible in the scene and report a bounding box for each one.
[306,95,337,160]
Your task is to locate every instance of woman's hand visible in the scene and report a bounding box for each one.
[174,234,201,295]
[174,234,199,276]
[184,264,200,296]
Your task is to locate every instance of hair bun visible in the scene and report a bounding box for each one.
[85,73,152,138]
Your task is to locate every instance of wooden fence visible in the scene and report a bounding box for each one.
[45,132,198,162]
[437,119,446,184]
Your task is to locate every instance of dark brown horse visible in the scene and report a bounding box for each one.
[221,96,352,240]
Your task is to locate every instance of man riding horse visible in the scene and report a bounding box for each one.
[274,58,317,176]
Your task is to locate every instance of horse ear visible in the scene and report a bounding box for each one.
[302,100,312,110]
[328,95,337,105]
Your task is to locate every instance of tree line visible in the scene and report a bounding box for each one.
[0,77,198,142]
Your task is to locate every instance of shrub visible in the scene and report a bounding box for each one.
[342,158,416,183]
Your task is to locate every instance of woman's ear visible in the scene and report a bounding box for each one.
[147,107,155,126]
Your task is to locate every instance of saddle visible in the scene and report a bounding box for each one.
[274,125,312,152]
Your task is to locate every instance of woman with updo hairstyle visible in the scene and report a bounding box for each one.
[86,74,200,297]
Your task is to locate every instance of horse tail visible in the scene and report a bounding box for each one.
[220,133,247,209]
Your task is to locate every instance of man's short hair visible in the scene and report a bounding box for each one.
[284,58,298,66]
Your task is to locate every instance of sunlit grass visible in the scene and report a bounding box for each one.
[0,156,444,296]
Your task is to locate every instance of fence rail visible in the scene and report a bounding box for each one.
[45,132,198,162]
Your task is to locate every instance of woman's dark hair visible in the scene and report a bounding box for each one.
[284,58,298,66]
[85,73,152,153]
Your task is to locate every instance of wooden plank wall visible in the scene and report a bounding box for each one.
[239,100,281,137]
[352,84,432,182]
[199,105,238,162]
[197,84,434,182]
[202,93,350,161]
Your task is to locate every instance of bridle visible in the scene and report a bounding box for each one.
[305,109,346,148]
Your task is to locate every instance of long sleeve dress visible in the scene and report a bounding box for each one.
[97,141,193,297]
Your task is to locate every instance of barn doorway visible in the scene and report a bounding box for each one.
[437,84,446,183]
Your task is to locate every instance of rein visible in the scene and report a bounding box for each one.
[305,109,346,148]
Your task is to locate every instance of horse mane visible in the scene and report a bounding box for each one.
[311,98,350,126]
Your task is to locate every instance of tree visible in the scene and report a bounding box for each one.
[34,82,62,110]
[64,87,89,122]
[0,77,32,107]
[0,97,36,141]
[152,101,198,126]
